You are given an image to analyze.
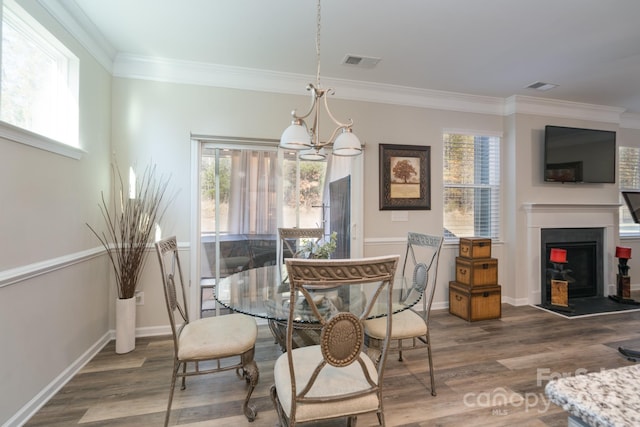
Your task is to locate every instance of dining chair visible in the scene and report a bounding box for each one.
[270,255,399,426]
[155,236,259,426]
[277,227,324,261]
[363,232,443,396]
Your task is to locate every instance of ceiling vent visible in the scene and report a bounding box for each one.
[342,55,381,69]
[525,81,558,91]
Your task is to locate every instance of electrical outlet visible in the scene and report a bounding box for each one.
[135,291,144,305]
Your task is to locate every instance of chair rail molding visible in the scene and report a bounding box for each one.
[0,246,103,288]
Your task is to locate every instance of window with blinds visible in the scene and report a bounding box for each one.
[619,146,640,236]
[443,132,501,242]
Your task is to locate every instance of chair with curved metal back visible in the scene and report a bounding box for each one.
[270,255,399,426]
[364,232,443,396]
[277,227,325,262]
[155,236,259,426]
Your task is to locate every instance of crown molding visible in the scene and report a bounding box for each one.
[620,112,640,130]
[42,1,638,127]
[113,53,507,116]
[332,78,505,116]
[115,54,639,125]
[38,0,115,72]
[505,95,625,125]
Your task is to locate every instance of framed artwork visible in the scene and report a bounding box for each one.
[379,143,430,210]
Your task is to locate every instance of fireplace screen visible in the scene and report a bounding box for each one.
[540,228,604,303]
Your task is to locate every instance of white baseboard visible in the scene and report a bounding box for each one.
[5,332,111,427]
[8,325,173,427]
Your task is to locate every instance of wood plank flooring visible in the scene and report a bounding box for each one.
[25,302,640,426]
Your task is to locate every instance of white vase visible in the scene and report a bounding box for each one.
[115,296,136,354]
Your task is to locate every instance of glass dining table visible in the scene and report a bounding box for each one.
[214,264,421,350]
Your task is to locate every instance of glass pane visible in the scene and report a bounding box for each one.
[200,148,278,278]
[444,187,476,237]
[444,134,476,185]
[619,146,640,189]
[444,133,500,240]
[0,3,78,146]
[1,13,58,134]
[200,144,329,316]
[200,148,231,233]
[282,152,327,228]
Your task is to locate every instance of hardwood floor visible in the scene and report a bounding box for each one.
[25,302,640,426]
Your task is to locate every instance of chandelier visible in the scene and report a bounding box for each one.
[279,0,362,161]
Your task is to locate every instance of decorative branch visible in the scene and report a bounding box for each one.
[87,163,173,299]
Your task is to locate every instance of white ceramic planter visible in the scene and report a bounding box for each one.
[115,296,136,354]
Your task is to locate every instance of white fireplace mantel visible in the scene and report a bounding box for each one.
[523,203,621,210]
[523,203,621,223]
[523,202,620,304]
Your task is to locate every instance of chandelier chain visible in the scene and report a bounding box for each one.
[316,0,321,86]
[278,0,362,158]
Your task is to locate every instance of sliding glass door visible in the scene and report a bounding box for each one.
[193,136,363,317]
[197,139,342,316]
[200,143,276,316]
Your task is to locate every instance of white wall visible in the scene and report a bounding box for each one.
[109,77,508,321]
[109,77,640,324]
[0,1,112,425]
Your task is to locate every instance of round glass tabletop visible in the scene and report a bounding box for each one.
[214,264,420,324]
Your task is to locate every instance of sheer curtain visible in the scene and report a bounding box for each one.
[228,151,277,235]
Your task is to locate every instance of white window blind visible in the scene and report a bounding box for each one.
[619,146,640,236]
[443,132,501,241]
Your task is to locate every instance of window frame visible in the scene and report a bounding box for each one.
[442,130,502,243]
[0,0,82,159]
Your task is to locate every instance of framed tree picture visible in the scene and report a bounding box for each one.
[379,143,430,210]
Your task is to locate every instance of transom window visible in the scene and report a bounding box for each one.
[0,0,80,156]
[443,131,501,242]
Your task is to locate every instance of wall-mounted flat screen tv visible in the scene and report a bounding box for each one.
[544,125,616,183]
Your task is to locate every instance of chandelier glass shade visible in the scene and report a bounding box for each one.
[279,0,362,160]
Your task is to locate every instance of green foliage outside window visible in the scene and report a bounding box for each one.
[201,157,231,203]
[283,160,326,209]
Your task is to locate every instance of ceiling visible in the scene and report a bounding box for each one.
[60,0,640,116]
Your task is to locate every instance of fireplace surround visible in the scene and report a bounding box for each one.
[523,203,619,305]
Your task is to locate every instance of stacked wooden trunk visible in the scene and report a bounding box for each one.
[449,237,502,321]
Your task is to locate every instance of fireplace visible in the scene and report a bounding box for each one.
[540,227,604,304]
[523,203,618,306]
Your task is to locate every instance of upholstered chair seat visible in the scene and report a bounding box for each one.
[178,313,257,360]
[273,345,379,422]
[364,308,427,340]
